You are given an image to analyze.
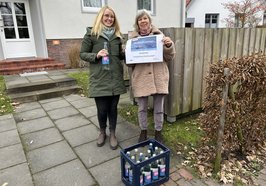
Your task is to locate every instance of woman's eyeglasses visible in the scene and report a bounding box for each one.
[103,14,114,19]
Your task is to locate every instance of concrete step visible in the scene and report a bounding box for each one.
[5,74,82,103]
[9,85,81,103]
[6,77,77,94]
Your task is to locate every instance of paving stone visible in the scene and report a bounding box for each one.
[17,117,54,134]
[115,121,139,141]
[41,99,71,111]
[75,141,120,168]
[78,105,97,118]
[0,163,33,186]
[170,172,182,181]
[14,108,47,122]
[0,117,16,132]
[54,114,90,131]
[21,128,63,151]
[88,115,99,126]
[48,75,69,80]
[163,178,178,186]
[5,77,29,88]
[14,102,41,113]
[170,167,178,174]
[64,94,84,102]
[27,141,76,173]
[89,157,124,186]
[119,136,139,149]
[204,179,222,186]
[70,98,95,108]
[176,178,194,186]
[26,75,52,82]
[39,97,63,104]
[178,168,193,180]
[0,129,20,148]
[47,106,79,120]
[0,144,26,170]
[63,125,98,147]
[189,179,207,186]
[33,159,95,186]
[0,114,13,121]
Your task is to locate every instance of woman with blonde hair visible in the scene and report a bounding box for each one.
[80,6,126,150]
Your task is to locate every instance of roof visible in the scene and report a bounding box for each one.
[186,0,192,6]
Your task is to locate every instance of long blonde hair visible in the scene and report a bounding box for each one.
[91,6,122,38]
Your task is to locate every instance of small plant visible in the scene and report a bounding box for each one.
[68,71,89,97]
[0,76,13,115]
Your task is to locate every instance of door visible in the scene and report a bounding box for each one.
[0,0,36,59]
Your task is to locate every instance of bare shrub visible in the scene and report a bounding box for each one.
[200,53,266,155]
[68,44,82,68]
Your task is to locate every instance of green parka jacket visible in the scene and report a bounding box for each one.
[80,28,126,97]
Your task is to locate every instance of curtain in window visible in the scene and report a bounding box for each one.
[138,0,151,11]
[83,0,102,8]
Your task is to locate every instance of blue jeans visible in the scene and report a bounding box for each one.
[137,94,165,131]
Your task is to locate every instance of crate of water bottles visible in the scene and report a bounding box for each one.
[120,139,170,186]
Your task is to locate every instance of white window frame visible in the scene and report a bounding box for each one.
[137,0,155,15]
[205,14,219,28]
[81,0,106,13]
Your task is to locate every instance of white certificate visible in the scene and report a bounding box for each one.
[125,34,163,64]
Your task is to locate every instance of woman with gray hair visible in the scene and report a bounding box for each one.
[129,9,175,143]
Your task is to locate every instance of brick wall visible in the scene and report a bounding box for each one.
[46,39,82,67]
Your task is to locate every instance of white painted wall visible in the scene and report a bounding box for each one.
[186,0,264,28]
[40,0,185,39]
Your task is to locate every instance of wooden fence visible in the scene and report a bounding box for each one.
[156,28,266,121]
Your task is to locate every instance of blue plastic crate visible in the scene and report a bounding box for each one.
[120,139,170,186]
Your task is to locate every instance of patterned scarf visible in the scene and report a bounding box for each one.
[102,26,115,40]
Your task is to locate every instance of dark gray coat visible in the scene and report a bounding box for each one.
[80,28,126,97]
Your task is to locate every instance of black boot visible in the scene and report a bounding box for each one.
[138,130,147,143]
[155,130,163,143]
[97,128,106,147]
[109,129,118,150]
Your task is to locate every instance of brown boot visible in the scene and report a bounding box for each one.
[155,130,163,143]
[97,128,106,147]
[138,130,147,143]
[109,129,118,150]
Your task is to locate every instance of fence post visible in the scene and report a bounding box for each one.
[214,67,230,174]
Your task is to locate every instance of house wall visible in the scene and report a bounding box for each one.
[186,0,264,28]
[39,0,185,65]
[40,0,184,38]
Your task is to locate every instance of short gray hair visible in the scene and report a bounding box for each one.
[133,9,152,32]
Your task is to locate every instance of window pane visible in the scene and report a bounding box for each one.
[138,0,151,11]
[138,0,143,9]
[83,0,101,7]
[14,3,26,14]
[16,15,28,26]
[143,0,151,10]
[0,2,12,14]
[2,15,14,26]
[18,28,29,38]
[4,28,15,39]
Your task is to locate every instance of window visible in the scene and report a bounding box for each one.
[137,0,155,15]
[205,14,219,28]
[81,0,106,13]
[235,13,245,27]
